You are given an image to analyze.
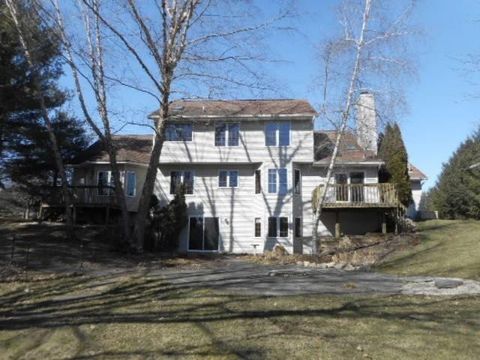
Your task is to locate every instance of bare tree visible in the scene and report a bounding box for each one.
[45,0,133,245]
[4,0,74,236]
[311,0,417,254]
[74,0,292,251]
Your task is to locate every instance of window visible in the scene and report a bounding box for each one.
[255,218,261,237]
[268,168,288,194]
[265,122,277,146]
[268,169,277,193]
[255,170,261,194]
[215,123,239,146]
[268,217,277,237]
[126,171,136,197]
[294,169,301,194]
[265,121,290,146]
[278,122,290,146]
[228,123,239,146]
[219,170,238,188]
[165,123,192,141]
[295,217,302,238]
[278,169,287,195]
[189,216,219,251]
[268,217,288,237]
[279,217,288,237]
[97,171,113,195]
[170,171,194,194]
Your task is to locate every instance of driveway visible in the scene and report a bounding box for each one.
[155,259,480,297]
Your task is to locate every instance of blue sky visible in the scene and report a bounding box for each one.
[260,0,480,189]
[62,0,480,190]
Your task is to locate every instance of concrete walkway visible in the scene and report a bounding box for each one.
[155,259,480,297]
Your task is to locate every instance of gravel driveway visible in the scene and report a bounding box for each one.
[156,259,480,297]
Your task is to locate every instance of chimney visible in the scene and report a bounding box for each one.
[356,91,378,155]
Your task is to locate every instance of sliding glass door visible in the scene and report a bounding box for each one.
[189,217,219,251]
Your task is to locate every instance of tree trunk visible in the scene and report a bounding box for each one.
[312,0,372,253]
[5,0,74,238]
[132,90,171,251]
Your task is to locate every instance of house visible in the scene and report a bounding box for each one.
[406,163,428,219]
[49,94,426,254]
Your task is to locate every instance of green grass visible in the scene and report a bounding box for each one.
[378,220,480,280]
[0,273,479,359]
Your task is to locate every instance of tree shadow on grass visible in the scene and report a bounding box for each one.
[0,266,479,359]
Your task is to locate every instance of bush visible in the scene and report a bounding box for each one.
[150,186,187,251]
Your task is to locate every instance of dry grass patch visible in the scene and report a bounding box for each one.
[1,272,479,359]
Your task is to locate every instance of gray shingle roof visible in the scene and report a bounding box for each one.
[150,99,317,119]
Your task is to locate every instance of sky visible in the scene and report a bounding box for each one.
[60,0,480,190]
[260,0,480,190]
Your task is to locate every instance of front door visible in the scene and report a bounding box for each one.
[189,217,219,251]
[350,172,365,202]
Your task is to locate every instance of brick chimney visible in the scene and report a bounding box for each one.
[356,91,378,155]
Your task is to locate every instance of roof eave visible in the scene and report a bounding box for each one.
[313,160,384,167]
[149,113,316,120]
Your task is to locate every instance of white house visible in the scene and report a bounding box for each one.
[59,95,425,254]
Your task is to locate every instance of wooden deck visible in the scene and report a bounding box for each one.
[313,183,401,210]
[40,186,119,208]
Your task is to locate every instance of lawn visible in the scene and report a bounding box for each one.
[378,220,480,280]
[1,220,480,359]
[0,273,479,359]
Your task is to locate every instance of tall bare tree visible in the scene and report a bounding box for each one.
[4,0,74,236]
[74,0,291,250]
[311,0,417,254]
[45,0,133,245]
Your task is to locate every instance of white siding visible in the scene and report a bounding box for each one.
[406,179,423,219]
[155,164,296,253]
[159,119,314,164]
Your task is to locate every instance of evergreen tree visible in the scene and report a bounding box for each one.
[0,1,88,191]
[430,128,480,219]
[378,122,412,207]
[155,186,188,251]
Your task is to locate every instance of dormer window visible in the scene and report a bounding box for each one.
[215,123,239,146]
[165,123,192,141]
[265,121,290,146]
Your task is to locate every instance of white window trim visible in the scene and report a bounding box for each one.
[267,216,289,238]
[215,122,240,147]
[267,168,288,195]
[165,123,193,142]
[218,169,239,188]
[170,170,195,195]
[187,216,220,252]
[126,171,136,197]
[264,121,291,147]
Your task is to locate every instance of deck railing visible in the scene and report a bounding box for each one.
[312,183,400,209]
[41,185,118,207]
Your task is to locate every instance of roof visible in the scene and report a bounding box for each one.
[150,99,317,119]
[409,163,428,180]
[71,135,153,165]
[314,130,380,165]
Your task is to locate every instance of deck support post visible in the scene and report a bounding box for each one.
[382,212,387,235]
[335,211,341,238]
